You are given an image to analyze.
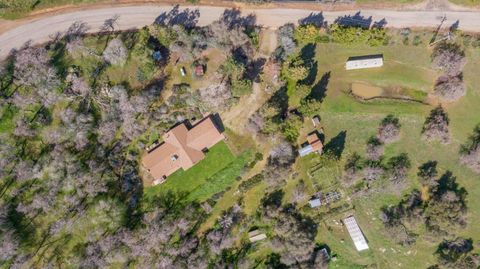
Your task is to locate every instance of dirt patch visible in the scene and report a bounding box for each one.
[351,82,384,98]
[259,28,277,57]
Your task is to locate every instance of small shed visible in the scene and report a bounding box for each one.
[346,54,383,70]
[248,230,267,243]
[308,198,321,208]
[298,132,323,157]
[180,67,186,77]
[312,116,320,127]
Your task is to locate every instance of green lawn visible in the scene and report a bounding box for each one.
[282,39,480,268]
[144,141,254,203]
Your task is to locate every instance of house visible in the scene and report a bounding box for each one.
[298,132,323,157]
[248,230,267,243]
[142,115,225,185]
[345,54,383,70]
[194,65,205,76]
[308,198,321,208]
[343,216,369,251]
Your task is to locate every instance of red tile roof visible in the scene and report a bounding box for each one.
[142,116,224,183]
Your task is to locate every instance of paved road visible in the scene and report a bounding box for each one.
[1,5,480,58]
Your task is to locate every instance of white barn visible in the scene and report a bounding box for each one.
[343,216,369,251]
[346,54,383,70]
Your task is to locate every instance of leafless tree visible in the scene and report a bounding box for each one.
[103,38,128,66]
[0,231,18,261]
[460,146,480,173]
[433,75,466,102]
[366,136,384,161]
[422,106,450,144]
[14,46,60,91]
[276,23,297,59]
[432,42,466,77]
[377,115,401,143]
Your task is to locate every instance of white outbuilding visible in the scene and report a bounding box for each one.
[345,54,383,70]
[343,216,369,251]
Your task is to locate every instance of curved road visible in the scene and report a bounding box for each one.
[1,4,480,58]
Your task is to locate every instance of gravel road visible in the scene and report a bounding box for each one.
[1,5,480,58]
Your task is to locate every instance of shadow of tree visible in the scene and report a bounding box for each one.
[154,5,200,29]
[324,130,347,159]
[298,12,325,28]
[450,20,460,32]
[372,18,388,29]
[268,86,289,121]
[309,71,330,102]
[435,171,467,199]
[299,43,317,86]
[220,8,257,30]
[334,11,372,29]
[246,57,266,83]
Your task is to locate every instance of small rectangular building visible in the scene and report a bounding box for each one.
[308,198,321,208]
[298,132,323,157]
[248,230,267,243]
[343,216,369,251]
[346,54,383,70]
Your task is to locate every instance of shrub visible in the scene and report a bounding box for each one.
[329,24,388,46]
[294,25,323,44]
[238,174,264,192]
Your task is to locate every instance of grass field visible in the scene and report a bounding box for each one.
[277,38,480,268]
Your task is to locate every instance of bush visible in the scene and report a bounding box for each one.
[329,24,388,46]
[238,174,264,192]
[294,25,323,44]
[282,115,302,142]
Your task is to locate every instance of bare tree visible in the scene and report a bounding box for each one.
[14,46,59,91]
[377,115,401,143]
[103,38,128,66]
[433,75,466,102]
[422,106,450,144]
[432,42,466,77]
[366,136,384,161]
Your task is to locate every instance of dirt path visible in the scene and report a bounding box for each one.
[222,82,269,133]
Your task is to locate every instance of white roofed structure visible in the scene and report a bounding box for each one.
[343,216,369,251]
[346,54,383,70]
